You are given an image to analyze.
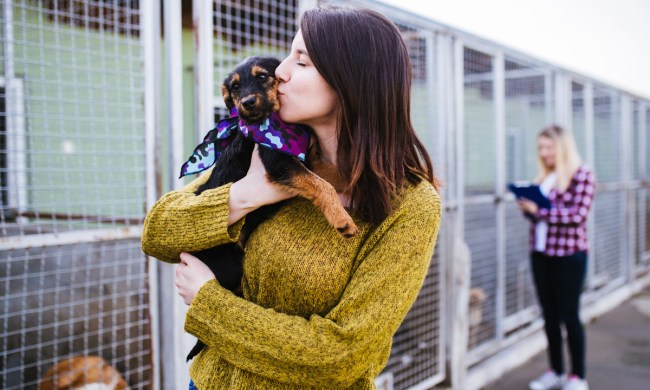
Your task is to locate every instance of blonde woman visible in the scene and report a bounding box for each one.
[517,125,595,390]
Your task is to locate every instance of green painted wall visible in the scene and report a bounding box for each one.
[7,7,145,220]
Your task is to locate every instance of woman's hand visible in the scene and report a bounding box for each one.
[176,252,216,305]
[227,145,295,224]
[517,198,539,215]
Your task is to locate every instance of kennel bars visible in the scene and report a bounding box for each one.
[1,1,649,389]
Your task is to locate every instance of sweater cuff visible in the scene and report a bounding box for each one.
[201,183,245,242]
[185,279,232,339]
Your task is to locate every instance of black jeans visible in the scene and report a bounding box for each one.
[531,251,587,378]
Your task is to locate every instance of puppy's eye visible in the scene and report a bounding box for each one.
[257,74,268,81]
[231,83,239,90]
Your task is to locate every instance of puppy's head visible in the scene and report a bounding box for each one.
[39,355,128,390]
[221,56,281,123]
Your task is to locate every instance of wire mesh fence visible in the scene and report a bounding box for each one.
[2,0,649,389]
[1,240,151,389]
[1,0,145,234]
[502,57,550,332]
[376,17,445,390]
[464,46,496,196]
[1,1,151,388]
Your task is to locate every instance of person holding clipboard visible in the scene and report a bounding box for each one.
[511,125,595,390]
[508,182,552,220]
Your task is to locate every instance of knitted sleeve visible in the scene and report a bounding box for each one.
[141,170,245,263]
[535,166,595,225]
[184,186,442,387]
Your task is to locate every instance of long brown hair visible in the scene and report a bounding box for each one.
[301,5,439,224]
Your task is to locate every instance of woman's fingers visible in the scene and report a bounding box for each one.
[234,145,295,208]
[179,252,193,265]
[517,199,537,214]
[175,252,216,305]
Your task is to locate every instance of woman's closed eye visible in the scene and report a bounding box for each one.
[295,48,309,67]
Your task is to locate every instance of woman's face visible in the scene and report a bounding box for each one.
[275,31,339,129]
[538,136,556,170]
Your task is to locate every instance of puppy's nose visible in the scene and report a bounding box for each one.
[241,97,257,111]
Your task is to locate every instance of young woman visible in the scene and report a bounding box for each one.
[517,125,595,390]
[142,5,442,389]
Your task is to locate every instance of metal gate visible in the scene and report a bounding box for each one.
[1,1,155,388]
[3,1,649,390]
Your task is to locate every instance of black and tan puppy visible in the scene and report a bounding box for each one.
[185,56,358,361]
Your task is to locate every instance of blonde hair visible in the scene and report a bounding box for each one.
[534,125,582,192]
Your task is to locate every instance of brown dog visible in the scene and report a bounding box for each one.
[39,355,128,390]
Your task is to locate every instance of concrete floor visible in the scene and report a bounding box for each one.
[484,287,650,390]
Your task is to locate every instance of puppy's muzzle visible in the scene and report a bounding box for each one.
[241,96,257,111]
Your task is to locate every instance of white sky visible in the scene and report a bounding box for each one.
[376,0,650,99]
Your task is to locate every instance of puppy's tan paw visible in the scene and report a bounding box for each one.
[336,221,359,238]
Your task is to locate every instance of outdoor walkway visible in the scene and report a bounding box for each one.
[485,286,650,390]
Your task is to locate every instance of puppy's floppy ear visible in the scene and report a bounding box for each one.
[262,57,281,71]
[221,82,234,110]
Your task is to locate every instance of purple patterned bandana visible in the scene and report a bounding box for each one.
[179,107,311,178]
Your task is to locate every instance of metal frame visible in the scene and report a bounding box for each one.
[141,0,161,388]
[2,1,27,222]
[2,1,649,389]
[621,95,633,282]
[1,1,157,388]
[449,20,650,390]
[635,101,649,271]
[0,75,27,219]
[461,40,502,363]
[493,49,506,348]
[194,0,214,143]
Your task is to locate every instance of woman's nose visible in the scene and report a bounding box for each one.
[275,58,289,83]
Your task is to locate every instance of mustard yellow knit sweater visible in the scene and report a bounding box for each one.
[141,171,441,389]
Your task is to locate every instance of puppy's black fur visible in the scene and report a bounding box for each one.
[186,56,357,361]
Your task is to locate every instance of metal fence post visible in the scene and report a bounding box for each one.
[142,0,162,387]
[638,104,648,270]
[620,95,633,283]
[194,0,214,144]
[584,82,596,292]
[447,36,470,390]
[554,71,570,127]
[493,50,506,345]
[158,1,193,389]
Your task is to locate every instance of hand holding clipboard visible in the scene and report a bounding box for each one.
[507,182,551,209]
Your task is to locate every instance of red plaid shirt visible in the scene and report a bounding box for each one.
[530,165,595,257]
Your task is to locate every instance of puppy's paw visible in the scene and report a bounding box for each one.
[336,221,359,238]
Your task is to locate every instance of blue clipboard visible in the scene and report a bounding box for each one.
[507,182,551,209]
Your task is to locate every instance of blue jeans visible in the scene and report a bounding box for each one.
[189,380,198,390]
[531,251,587,378]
